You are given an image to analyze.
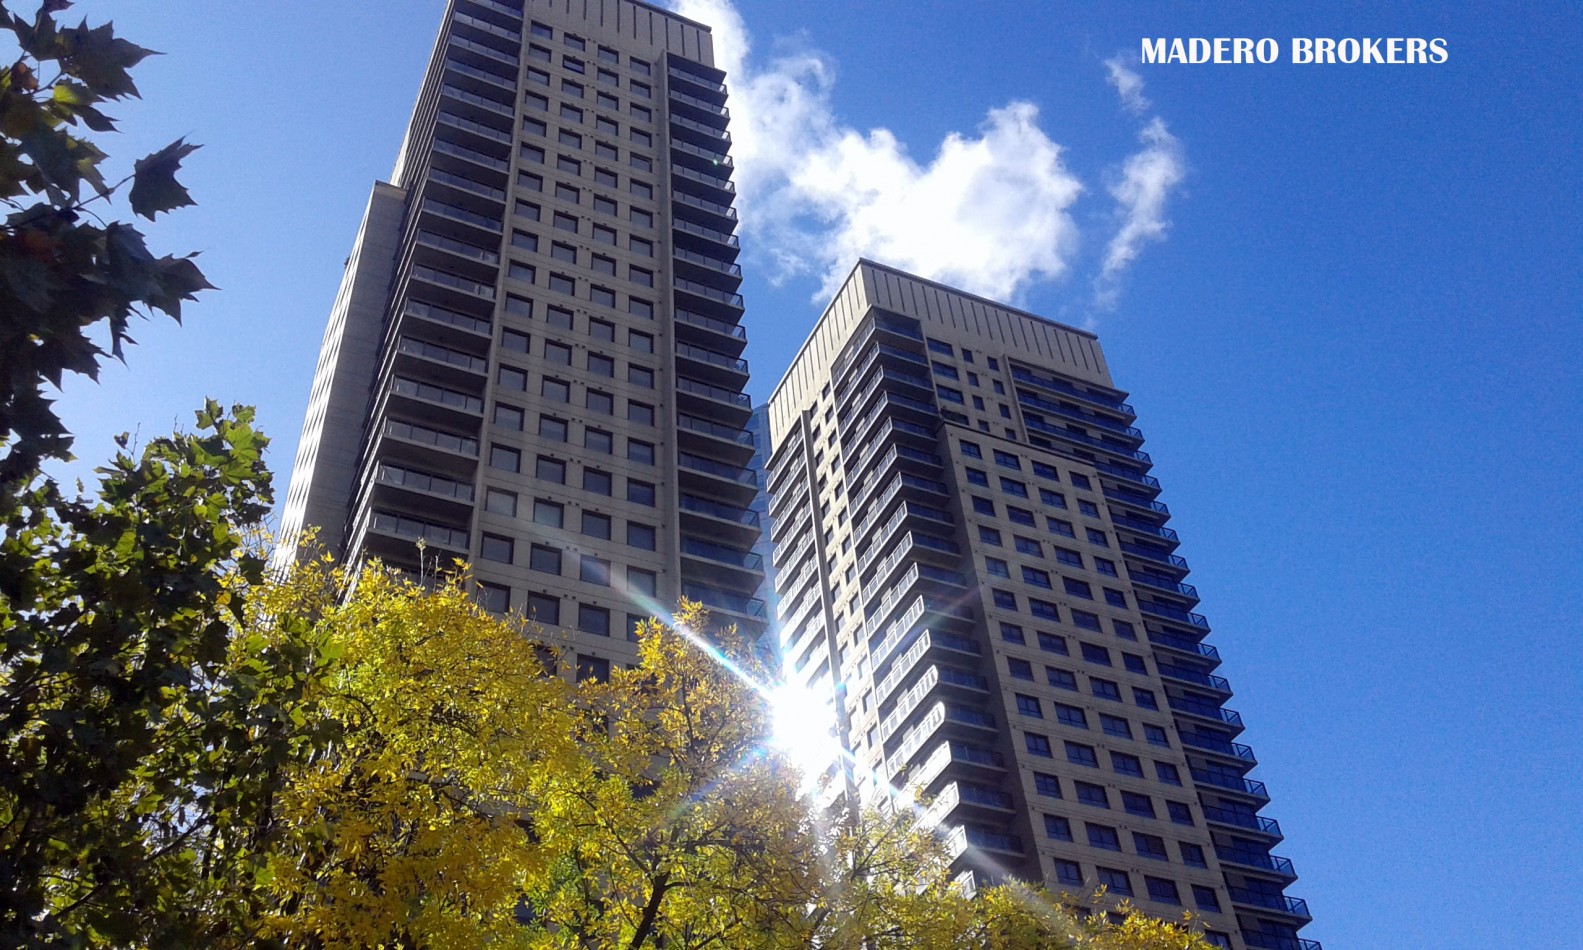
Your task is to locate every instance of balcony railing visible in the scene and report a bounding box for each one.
[678,452,756,486]
[681,537,763,571]
[1227,888,1312,918]
[673,216,740,249]
[1110,514,1179,541]
[403,300,491,336]
[1139,600,1210,629]
[1243,933,1322,950]
[683,584,767,619]
[437,110,512,145]
[1024,416,1152,463]
[1201,804,1283,837]
[1104,486,1169,515]
[444,56,515,91]
[390,377,483,414]
[452,10,520,43]
[1192,768,1269,800]
[1178,731,1256,762]
[1120,541,1189,569]
[420,197,503,231]
[1010,366,1133,414]
[677,375,750,407]
[1167,695,1244,728]
[448,34,518,68]
[679,494,759,527]
[1016,388,1144,438]
[677,412,753,445]
[375,464,475,502]
[427,167,506,201]
[396,336,488,373]
[675,308,746,340]
[673,245,742,278]
[1147,628,1220,661]
[382,419,478,457]
[670,112,731,142]
[1158,663,1231,693]
[369,511,469,550]
[668,64,727,94]
[1215,847,1295,876]
[1130,570,1198,598]
[415,230,499,265]
[674,276,744,308]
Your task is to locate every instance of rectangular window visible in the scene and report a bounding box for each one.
[1025,733,1053,758]
[1015,694,1043,718]
[485,488,517,517]
[1081,643,1111,666]
[1122,791,1155,817]
[1008,658,1033,680]
[1100,714,1132,739]
[479,533,513,564]
[489,445,520,473]
[1037,632,1068,655]
[1064,578,1094,600]
[529,544,562,574]
[1053,859,1083,887]
[1145,877,1180,904]
[535,455,566,483]
[627,522,656,550]
[1097,867,1132,896]
[580,555,610,586]
[583,468,613,496]
[1000,623,1025,644]
[1065,742,1099,768]
[1043,815,1073,841]
[525,592,561,629]
[1055,704,1087,728]
[1155,762,1183,786]
[1086,824,1121,851]
[628,479,655,506]
[582,511,612,540]
[1047,667,1078,691]
[1034,772,1062,798]
[1091,678,1122,701]
[532,499,563,528]
[1111,752,1144,777]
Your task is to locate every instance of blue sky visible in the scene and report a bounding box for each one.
[52,2,1583,946]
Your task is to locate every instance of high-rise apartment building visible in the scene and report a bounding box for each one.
[765,261,1320,950]
[279,0,765,667]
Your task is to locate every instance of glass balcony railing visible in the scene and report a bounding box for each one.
[680,494,759,527]
[1016,388,1144,438]
[677,375,750,407]
[1146,628,1219,660]
[673,245,742,278]
[448,34,518,68]
[1201,804,1283,837]
[675,308,746,340]
[670,112,731,143]
[382,419,478,457]
[677,412,754,445]
[452,10,521,43]
[444,55,515,91]
[396,336,488,373]
[1227,888,1312,918]
[1158,663,1231,693]
[420,197,503,231]
[1193,769,1270,800]
[683,584,767,619]
[1120,541,1189,569]
[668,64,727,95]
[673,216,740,249]
[674,276,744,308]
[439,82,514,117]
[1110,514,1179,541]
[1178,730,1255,762]
[415,230,499,265]
[1139,600,1210,629]
[1104,486,1170,515]
[390,377,483,414]
[410,264,495,300]
[427,167,506,201]
[437,110,512,145]
[1093,460,1160,489]
[681,537,763,571]
[1215,847,1295,876]
[1130,570,1197,598]
[403,300,492,336]
[670,137,733,168]
[679,452,756,486]
[375,464,475,502]
[1024,416,1152,463]
[369,511,468,550]
[431,138,510,172]
[1167,695,1244,728]
[1010,366,1133,414]
[1243,933,1322,950]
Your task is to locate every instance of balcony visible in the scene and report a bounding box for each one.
[674,307,747,354]
[679,493,758,529]
[1139,600,1210,630]
[447,34,518,71]
[1016,387,1144,439]
[1178,731,1256,764]
[387,377,484,428]
[678,451,757,503]
[681,536,764,588]
[676,375,751,426]
[943,825,1023,861]
[672,162,736,201]
[1024,415,1152,464]
[668,63,728,98]
[676,412,754,461]
[676,341,748,389]
[380,418,478,459]
[1167,695,1245,731]
[439,82,515,122]
[402,300,491,341]
[371,464,476,513]
[1201,804,1283,838]
[673,275,744,319]
[683,584,767,621]
[672,217,740,260]
[1191,768,1270,801]
[1215,847,1296,878]
[1110,514,1179,543]
[1092,460,1161,491]
[1009,366,1133,415]
[669,86,729,121]
[425,168,506,208]
[451,10,520,46]
[1227,888,1312,920]
[1158,663,1232,696]
[1120,541,1189,571]
[902,741,1004,793]
[670,136,733,173]
[1130,570,1198,599]
[1243,933,1322,950]
[366,510,469,553]
[443,55,515,93]
[1147,628,1220,662]
[670,112,731,149]
[1104,486,1170,516]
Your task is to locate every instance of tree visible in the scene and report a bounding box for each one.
[0,402,284,946]
[0,0,210,495]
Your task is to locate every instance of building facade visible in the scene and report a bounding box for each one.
[279,0,765,671]
[765,261,1319,950]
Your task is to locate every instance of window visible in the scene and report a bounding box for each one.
[526,592,560,626]
[1050,518,1076,538]
[546,307,573,329]
[595,140,618,160]
[1144,877,1180,905]
[1033,461,1059,480]
[1007,506,1036,526]
[1015,535,1042,556]
[1065,578,1094,599]
[1075,781,1109,808]
[590,318,615,341]
[965,468,989,487]
[1000,623,1025,644]
[552,213,578,235]
[1113,619,1138,640]
[1167,801,1194,825]
[1100,714,1132,739]
[1155,762,1183,786]
[631,58,651,76]
[1025,733,1053,758]
[1086,528,1110,547]
[588,353,615,377]
[536,455,566,483]
[504,295,533,320]
[1007,658,1033,681]
[1121,791,1154,817]
[582,511,611,540]
[1105,588,1128,608]
[960,440,982,459]
[529,544,561,574]
[628,440,655,465]
[1055,703,1087,728]
[630,153,652,172]
[1192,885,1221,913]
[1123,653,1147,674]
[627,522,656,550]
[628,479,655,506]
[994,449,1020,469]
[629,207,653,227]
[630,237,654,258]
[1095,557,1119,577]
[1180,842,1207,867]
[485,488,517,516]
[985,557,1010,579]
[1034,773,1062,798]
[1070,473,1092,489]
[1053,859,1083,887]
[1047,667,1078,690]
[1044,815,1073,841]
[992,589,1016,610]
[1037,631,1068,655]
[476,582,509,613]
[1091,678,1122,701]
[628,567,657,597]
[493,404,524,431]
[1133,688,1158,709]
[629,365,654,388]
[629,330,653,353]
[587,390,614,414]
[1054,547,1082,567]
[972,497,996,516]
[1065,742,1098,768]
[1111,752,1144,777]
[539,416,568,442]
[1096,867,1132,897]
[1087,824,1121,851]
[1078,499,1100,518]
[480,533,513,564]
[1041,489,1068,509]
[1015,694,1043,718]
[563,56,584,74]
[554,180,580,203]
[628,297,654,318]
[592,195,617,216]
[542,377,570,403]
[592,224,616,245]
[1071,609,1101,631]
[582,468,613,496]
[628,401,654,425]
[1143,724,1170,747]
[497,365,528,391]
[579,555,610,586]
[1081,643,1111,666]
[532,499,563,528]
[489,444,521,473]
[938,387,964,404]
[523,116,548,137]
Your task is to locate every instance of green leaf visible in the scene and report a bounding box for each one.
[129,138,198,220]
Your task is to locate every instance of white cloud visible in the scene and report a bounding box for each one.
[671,1,1184,310]
[1104,57,1151,116]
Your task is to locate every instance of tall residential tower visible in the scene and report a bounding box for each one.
[765,261,1319,950]
[280,0,765,669]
